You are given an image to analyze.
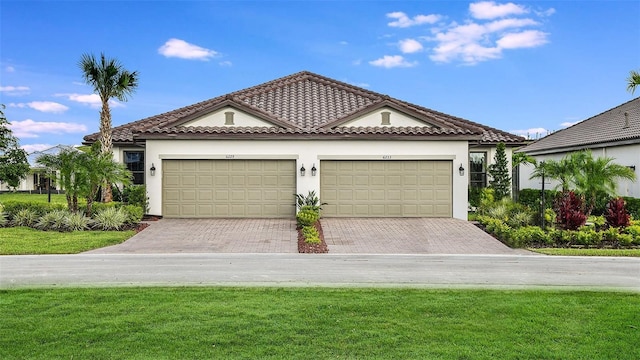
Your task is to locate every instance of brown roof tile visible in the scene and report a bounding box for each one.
[84,71,525,145]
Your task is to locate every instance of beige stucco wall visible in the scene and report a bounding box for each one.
[184,107,275,127]
[139,139,470,220]
[340,107,433,128]
[518,144,640,198]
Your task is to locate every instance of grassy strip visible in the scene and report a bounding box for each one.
[0,193,69,204]
[0,227,133,255]
[1,288,639,359]
[530,248,640,257]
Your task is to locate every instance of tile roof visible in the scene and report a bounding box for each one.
[83,71,525,145]
[519,97,640,154]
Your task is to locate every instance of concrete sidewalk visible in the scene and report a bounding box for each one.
[2,254,639,291]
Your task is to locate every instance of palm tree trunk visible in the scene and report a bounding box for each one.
[100,100,113,203]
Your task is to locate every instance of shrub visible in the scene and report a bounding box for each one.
[121,205,144,225]
[618,233,634,247]
[548,229,574,246]
[122,185,149,212]
[468,186,483,209]
[507,209,534,228]
[296,206,320,227]
[295,190,326,212]
[553,191,587,231]
[66,212,92,231]
[93,207,127,230]
[624,225,640,245]
[510,226,548,247]
[36,210,69,231]
[574,228,602,246]
[12,208,40,228]
[487,203,509,221]
[0,211,7,227]
[518,189,557,210]
[302,225,321,244]
[2,201,66,219]
[622,197,640,219]
[587,215,606,230]
[605,197,631,228]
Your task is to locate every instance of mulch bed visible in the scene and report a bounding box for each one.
[298,220,329,253]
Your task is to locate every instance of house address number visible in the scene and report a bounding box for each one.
[225,155,235,159]
[382,155,392,159]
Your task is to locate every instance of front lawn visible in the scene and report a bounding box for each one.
[1,287,638,359]
[0,227,134,255]
[531,248,640,257]
[0,192,69,204]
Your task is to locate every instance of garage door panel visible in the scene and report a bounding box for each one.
[163,159,295,218]
[321,160,452,217]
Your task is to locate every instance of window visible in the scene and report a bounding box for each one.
[469,152,487,188]
[124,151,145,185]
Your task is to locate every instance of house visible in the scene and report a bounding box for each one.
[83,71,525,219]
[0,145,66,193]
[517,97,640,198]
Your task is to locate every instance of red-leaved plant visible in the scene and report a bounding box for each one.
[553,191,587,230]
[605,197,631,228]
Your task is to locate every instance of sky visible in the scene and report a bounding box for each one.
[1,0,639,153]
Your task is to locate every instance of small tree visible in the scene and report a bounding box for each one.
[488,142,511,200]
[0,105,30,190]
[627,69,640,95]
[553,191,587,231]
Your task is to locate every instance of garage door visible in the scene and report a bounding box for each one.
[320,160,452,217]
[163,159,296,218]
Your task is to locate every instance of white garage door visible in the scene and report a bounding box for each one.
[320,160,452,217]
[162,159,296,218]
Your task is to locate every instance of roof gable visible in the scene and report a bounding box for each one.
[83,71,525,144]
[520,97,640,154]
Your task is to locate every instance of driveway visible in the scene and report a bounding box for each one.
[88,217,523,255]
[322,218,524,255]
[87,219,298,254]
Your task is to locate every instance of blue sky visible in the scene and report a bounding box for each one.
[1,0,639,153]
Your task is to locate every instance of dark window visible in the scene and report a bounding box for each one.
[124,151,145,185]
[469,152,487,188]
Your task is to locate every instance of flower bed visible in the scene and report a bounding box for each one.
[297,220,328,253]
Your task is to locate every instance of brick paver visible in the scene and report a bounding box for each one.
[322,218,522,254]
[88,218,523,255]
[87,219,298,254]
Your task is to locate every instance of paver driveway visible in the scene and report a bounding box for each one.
[88,217,523,255]
[322,218,523,255]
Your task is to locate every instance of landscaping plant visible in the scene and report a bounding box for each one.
[487,142,511,200]
[553,191,587,231]
[605,197,631,228]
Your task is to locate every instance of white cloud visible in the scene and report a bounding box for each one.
[399,39,423,53]
[0,85,30,95]
[57,93,123,108]
[158,38,218,60]
[9,101,69,113]
[352,59,362,66]
[560,120,580,128]
[536,8,556,17]
[470,1,528,19]
[219,61,233,67]
[496,30,548,49]
[5,66,15,73]
[369,55,417,68]
[424,3,551,65]
[387,12,441,28]
[9,119,88,139]
[339,41,349,45]
[510,127,549,139]
[22,144,55,153]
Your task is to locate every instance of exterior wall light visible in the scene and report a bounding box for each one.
[300,164,306,176]
[459,163,465,176]
[150,163,156,176]
[629,165,636,171]
[311,164,317,176]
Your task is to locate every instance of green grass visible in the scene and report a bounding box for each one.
[0,192,69,204]
[0,227,134,254]
[1,288,638,359]
[531,248,640,257]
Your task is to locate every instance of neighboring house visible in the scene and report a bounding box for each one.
[518,97,640,198]
[83,71,525,219]
[0,145,66,192]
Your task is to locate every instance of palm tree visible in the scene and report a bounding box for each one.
[530,158,573,193]
[627,69,640,95]
[79,53,138,202]
[572,151,636,217]
[36,147,85,212]
[84,144,132,216]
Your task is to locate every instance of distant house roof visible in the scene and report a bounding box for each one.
[520,97,640,155]
[83,71,525,145]
[27,145,77,168]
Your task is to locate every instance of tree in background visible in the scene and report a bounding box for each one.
[37,145,132,214]
[79,53,138,203]
[487,142,511,200]
[0,105,30,190]
[627,69,640,94]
